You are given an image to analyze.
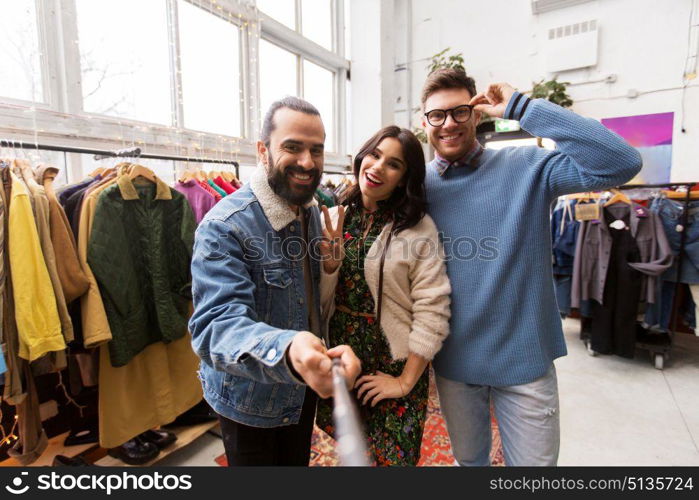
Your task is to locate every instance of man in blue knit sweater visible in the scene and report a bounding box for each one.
[421,69,642,466]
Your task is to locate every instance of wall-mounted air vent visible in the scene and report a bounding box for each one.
[545,19,599,73]
[548,19,597,40]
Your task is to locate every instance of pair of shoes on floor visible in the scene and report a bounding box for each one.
[53,455,90,466]
[139,429,177,449]
[107,429,177,465]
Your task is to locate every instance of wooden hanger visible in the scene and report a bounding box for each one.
[15,159,42,189]
[89,166,106,177]
[604,189,633,207]
[178,168,194,183]
[566,192,602,202]
[663,189,699,200]
[127,163,158,183]
[42,171,57,199]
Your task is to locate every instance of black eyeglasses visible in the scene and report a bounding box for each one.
[424,105,474,127]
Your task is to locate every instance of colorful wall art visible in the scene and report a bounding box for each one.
[601,112,674,184]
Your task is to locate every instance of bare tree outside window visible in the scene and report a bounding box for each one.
[75,0,172,125]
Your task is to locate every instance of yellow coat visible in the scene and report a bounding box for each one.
[8,172,65,361]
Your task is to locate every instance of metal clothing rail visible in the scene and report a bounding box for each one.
[0,139,240,178]
[587,182,698,369]
[616,182,696,190]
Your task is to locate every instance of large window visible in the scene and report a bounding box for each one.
[258,0,334,51]
[301,0,333,50]
[0,0,349,181]
[178,0,242,137]
[0,0,44,103]
[257,0,296,30]
[259,40,298,121]
[76,0,172,124]
[303,60,335,151]
[259,42,337,151]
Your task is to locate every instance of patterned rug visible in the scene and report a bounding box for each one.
[215,374,505,467]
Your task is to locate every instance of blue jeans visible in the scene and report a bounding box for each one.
[554,275,593,317]
[554,275,572,316]
[644,280,696,332]
[436,365,560,466]
[650,198,699,284]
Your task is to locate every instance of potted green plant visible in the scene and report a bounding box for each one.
[530,77,573,108]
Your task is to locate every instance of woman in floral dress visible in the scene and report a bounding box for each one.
[317,126,451,466]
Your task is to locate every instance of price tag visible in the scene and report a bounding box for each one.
[575,203,600,222]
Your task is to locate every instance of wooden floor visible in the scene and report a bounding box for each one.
[0,420,219,467]
[95,421,218,466]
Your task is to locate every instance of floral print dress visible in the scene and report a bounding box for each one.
[316,204,429,466]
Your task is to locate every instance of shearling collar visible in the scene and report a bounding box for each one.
[117,174,172,201]
[249,166,318,232]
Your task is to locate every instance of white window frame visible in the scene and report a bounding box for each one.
[0,0,351,181]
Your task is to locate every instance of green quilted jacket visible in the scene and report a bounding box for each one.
[88,175,196,367]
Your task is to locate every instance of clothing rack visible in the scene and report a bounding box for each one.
[0,139,240,178]
[583,182,697,369]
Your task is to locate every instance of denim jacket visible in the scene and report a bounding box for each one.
[189,168,323,428]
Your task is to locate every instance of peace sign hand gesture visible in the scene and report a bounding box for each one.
[319,205,346,274]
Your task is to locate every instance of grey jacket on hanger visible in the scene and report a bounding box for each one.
[572,202,673,307]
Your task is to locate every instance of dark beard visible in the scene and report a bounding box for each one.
[266,152,321,206]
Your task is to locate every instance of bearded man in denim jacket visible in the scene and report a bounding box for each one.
[189,97,361,466]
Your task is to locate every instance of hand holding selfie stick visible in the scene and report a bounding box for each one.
[331,358,370,466]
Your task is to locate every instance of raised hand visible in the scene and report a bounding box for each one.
[469,82,517,119]
[319,205,346,274]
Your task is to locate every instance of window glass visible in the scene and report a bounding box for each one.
[344,0,351,58]
[301,0,332,50]
[0,0,44,102]
[259,39,298,120]
[256,0,296,30]
[76,0,172,125]
[303,60,334,151]
[179,0,241,137]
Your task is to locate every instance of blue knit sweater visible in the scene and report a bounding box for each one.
[426,92,642,386]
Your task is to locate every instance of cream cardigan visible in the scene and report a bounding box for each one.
[320,207,451,361]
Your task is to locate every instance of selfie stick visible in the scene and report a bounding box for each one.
[331,358,371,466]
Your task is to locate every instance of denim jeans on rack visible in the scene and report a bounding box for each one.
[650,198,699,284]
[554,275,593,317]
[643,198,699,330]
[643,280,696,332]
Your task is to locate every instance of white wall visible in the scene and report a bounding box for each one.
[361,0,699,182]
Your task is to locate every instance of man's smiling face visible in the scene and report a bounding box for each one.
[423,87,480,162]
[258,107,325,207]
